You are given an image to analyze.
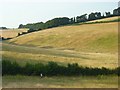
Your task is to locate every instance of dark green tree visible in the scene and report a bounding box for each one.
[95,12,102,19]
[88,13,96,20]
[113,7,120,16]
[18,24,24,28]
[105,12,111,17]
[69,18,74,24]
[73,17,76,23]
[76,14,87,23]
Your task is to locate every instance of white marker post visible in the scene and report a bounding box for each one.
[40,73,43,78]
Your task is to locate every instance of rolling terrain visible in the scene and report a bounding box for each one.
[9,22,118,53]
[2,42,117,68]
[2,17,119,88]
[2,21,118,68]
[0,28,28,39]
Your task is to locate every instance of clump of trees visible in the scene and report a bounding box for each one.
[0,27,7,29]
[18,17,69,30]
[0,37,12,41]
[2,60,119,76]
[113,7,120,16]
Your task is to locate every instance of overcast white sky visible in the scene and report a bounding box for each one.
[0,0,119,28]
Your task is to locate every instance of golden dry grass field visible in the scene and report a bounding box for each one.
[9,22,118,53]
[0,28,28,39]
[87,16,119,23]
[2,75,118,88]
[2,18,119,88]
[2,42,118,68]
[2,22,118,68]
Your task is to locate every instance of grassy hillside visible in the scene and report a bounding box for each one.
[1,21,118,68]
[2,19,119,88]
[0,28,28,39]
[3,75,118,88]
[87,16,119,23]
[2,42,117,68]
[9,22,118,53]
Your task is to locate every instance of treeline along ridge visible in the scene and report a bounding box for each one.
[18,7,120,32]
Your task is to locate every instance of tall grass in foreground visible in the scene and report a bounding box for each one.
[2,60,119,76]
[3,75,118,88]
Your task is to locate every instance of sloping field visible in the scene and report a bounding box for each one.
[0,28,28,39]
[87,16,119,23]
[2,42,117,68]
[9,22,118,53]
[2,21,118,68]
